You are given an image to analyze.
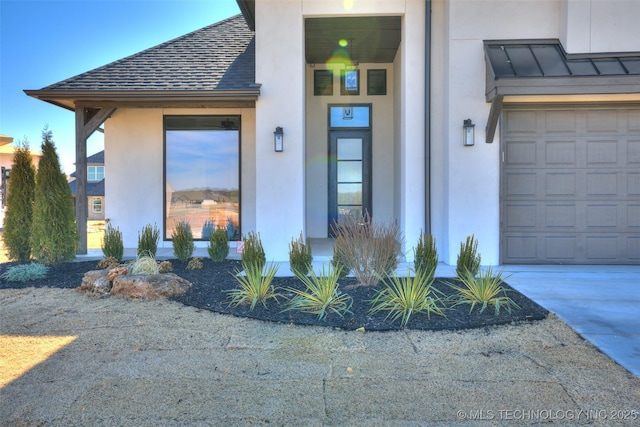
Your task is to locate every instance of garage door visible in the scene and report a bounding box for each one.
[501,106,640,264]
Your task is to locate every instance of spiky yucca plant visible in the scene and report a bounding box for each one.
[448,266,520,315]
[283,264,352,320]
[370,266,446,327]
[227,261,279,310]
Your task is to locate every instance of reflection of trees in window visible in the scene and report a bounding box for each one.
[164,116,241,241]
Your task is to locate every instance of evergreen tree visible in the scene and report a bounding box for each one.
[2,139,36,261]
[30,129,78,264]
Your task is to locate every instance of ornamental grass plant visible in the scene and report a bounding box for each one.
[370,266,446,327]
[227,261,279,310]
[283,264,352,320]
[128,254,160,275]
[331,213,401,286]
[448,266,520,315]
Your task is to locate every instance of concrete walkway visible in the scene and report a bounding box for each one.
[499,265,640,377]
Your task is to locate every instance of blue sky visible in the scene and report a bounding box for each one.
[0,0,240,174]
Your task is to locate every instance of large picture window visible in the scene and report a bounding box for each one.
[164,116,240,241]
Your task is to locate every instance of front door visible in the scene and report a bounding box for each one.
[328,130,372,234]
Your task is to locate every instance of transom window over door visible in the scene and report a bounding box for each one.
[164,116,240,241]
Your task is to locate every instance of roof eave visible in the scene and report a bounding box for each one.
[24,89,261,110]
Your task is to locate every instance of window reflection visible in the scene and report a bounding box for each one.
[164,116,240,240]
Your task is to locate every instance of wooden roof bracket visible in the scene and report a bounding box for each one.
[486,95,503,144]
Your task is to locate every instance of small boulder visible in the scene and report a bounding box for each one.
[110,273,192,299]
[78,270,112,294]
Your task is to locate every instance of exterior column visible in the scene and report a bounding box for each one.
[75,108,88,254]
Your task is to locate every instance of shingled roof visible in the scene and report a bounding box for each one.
[25,14,258,109]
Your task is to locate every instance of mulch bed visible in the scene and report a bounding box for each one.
[0,258,548,331]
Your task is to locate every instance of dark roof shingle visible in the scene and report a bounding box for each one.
[42,14,255,92]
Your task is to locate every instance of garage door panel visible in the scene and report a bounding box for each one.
[628,237,640,260]
[586,110,619,132]
[545,110,577,132]
[546,172,576,196]
[628,141,640,163]
[545,140,577,164]
[502,106,639,264]
[587,140,619,164]
[629,173,640,195]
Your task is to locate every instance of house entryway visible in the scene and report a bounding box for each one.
[327,104,372,235]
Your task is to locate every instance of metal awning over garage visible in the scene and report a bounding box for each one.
[484,39,640,143]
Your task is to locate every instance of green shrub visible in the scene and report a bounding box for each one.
[448,266,519,315]
[227,261,279,310]
[283,264,352,320]
[102,223,124,261]
[414,231,438,277]
[171,219,194,262]
[370,266,446,327]
[137,223,160,258]
[30,129,77,265]
[241,231,265,271]
[187,257,203,270]
[456,234,481,278]
[289,232,312,276]
[208,226,229,262]
[1,263,48,282]
[128,254,159,275]
[2,140,36,261]
[331,213,401,286]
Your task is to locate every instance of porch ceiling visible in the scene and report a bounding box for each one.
[305,16,401,65]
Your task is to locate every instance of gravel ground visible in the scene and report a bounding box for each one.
[1,286,639,426]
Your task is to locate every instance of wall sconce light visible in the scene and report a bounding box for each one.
[274,126,284,152]
[463,119,475,146]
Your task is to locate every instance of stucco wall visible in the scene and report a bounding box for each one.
[104,107,256,249]
[562,0,640,53]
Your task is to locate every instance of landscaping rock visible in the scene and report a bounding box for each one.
[77,269,111,294]
[110,273,192,299]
